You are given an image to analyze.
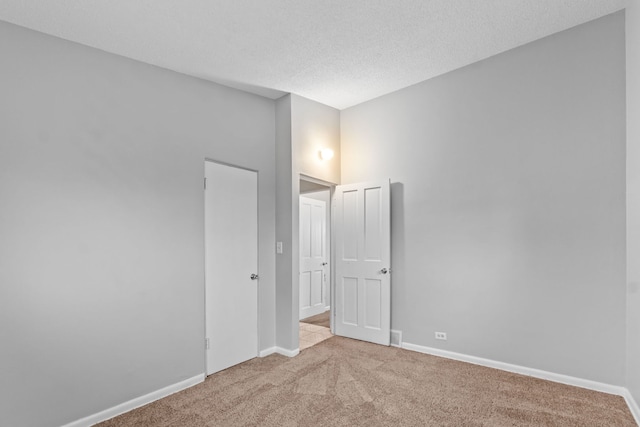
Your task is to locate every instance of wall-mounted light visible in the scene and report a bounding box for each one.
[319,148,334,161]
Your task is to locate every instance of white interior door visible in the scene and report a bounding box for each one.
[299,196,327,320]
[205,161,258,375]
[333,181,390,345]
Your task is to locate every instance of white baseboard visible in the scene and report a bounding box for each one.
[276,347,300,357]
[402,342,626,396]
[390,330,402,348]
[259,347,278,357]
[259,346,299,358]
[61,374,204,427]
[622,388,640,426]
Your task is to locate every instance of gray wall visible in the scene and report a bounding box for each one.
[275,94,340,351]
[275,95,298,351]
[291,94,341,186]
[0,21,276,427]
[627,2,640,405]
[341,12,626,385]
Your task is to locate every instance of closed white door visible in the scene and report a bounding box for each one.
[205,161,258,375]
[299,196,327,320]
[334,181,391,345]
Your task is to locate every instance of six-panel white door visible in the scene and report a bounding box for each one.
[299,196,327,320]
[334,181,391,345]
[205,161,258,375]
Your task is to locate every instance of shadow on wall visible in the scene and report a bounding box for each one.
[390,182,405,332]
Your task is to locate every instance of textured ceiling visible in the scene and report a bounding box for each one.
[0,0,626,109]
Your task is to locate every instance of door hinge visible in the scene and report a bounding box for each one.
[204,177,207,190]
[205,338,210,350]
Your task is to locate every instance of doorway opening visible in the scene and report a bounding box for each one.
[299,176,333,350]
[296,177,392,351]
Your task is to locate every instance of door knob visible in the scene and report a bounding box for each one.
[380,268,390,275]
[250,274,259,280]
[322,262,328,266]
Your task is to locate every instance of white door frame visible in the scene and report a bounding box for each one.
[299,174,335,332]
[205,159,260,375]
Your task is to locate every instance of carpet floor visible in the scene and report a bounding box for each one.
[300,311,330,329]
[97,336,636,426]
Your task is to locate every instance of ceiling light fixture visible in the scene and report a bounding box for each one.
[319,148,334,161]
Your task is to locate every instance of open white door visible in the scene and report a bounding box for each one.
[205,161,258,375]
[333,180,391,345]
[299,196,327,320]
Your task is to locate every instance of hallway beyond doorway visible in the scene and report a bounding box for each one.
[299,311,332,350]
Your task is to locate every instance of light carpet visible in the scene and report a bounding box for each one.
[98,336,636,426]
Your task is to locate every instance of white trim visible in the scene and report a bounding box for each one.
[622,389,640,426]
[259,346,300,358]
[61,374,204,427]
[299,173,336,188]
[390,329,402,348]
[259,347,277,357]
[402,342,626,396]
[277,347,300,357]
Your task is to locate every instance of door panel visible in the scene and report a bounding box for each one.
[300,271,312,312]
[342,191,359,260]
[341,277,358,325]
[334,181,390,345]
[205,161,258,375]
[311,270,323,305]
[364,187,382,260]
[364,279,382,328]
[299,196,327,320]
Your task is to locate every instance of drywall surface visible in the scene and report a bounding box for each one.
[290,94,339,336]
[275,94,340,351]
[291,94,341,185]
[0,21,276,427]
[341,12,626,385]
[275,95,298,351]
[627,1,640,404]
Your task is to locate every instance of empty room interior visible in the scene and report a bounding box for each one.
[2,1,640,426]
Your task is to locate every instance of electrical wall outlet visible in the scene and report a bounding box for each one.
[435,332,447,341]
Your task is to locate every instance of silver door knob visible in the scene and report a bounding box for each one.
[380,268,390,274]
[250,274,259,280]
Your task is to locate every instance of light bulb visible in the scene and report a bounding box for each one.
[319,148,334,161]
